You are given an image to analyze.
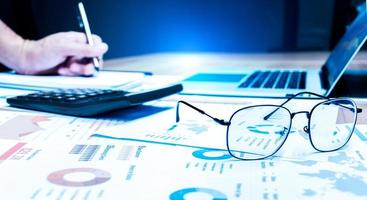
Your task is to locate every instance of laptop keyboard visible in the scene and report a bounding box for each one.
[238,70,307,89]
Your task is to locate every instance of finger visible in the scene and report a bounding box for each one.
[63,32,103,44]
[92,34,102,44]
[57,67,79,76]
[69,62,96,75]
[62,31,87,43]
[58,63,95,76]
[57,56,85,76]
[59,42,108,58]
[67,56,95,66]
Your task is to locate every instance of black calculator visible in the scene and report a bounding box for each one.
[6,84,183,116]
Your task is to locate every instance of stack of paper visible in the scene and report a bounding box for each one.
[0,71,145,90]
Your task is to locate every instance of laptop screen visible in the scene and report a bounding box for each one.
[324,12,367,95]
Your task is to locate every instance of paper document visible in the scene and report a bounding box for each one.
[0,71,145,90]
[0,98,366,199]
[0,109,126,143]
[0,131,367,199]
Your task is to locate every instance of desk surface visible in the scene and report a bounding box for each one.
[0,52,367,199]
[104,52,367,75]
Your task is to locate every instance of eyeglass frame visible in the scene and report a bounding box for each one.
[176,92,363,160]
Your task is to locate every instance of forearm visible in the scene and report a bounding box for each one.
[0,20,26,72]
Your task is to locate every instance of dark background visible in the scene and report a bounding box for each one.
[0,0,364,59]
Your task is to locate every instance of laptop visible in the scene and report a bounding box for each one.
[181,12,367,98]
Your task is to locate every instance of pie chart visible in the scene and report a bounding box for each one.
[192,149,231,160]
[170,187,227,200]
[47,167,111,187]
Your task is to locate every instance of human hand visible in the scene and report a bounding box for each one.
[15,31,108,76]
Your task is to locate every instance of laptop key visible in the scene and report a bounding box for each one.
[251,71,270,88]
[275,71,290,89]
[263,71,280,88]
[238,71,261,88]
[299,72,306,89]
[287,71,300,89]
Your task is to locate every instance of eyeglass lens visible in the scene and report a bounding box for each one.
[227,105,291,160]
[309,99,357,152]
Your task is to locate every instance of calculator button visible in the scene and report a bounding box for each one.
[87,93,98,96]
[27,94,39,98]
[15,96,28,100]
[51,96,64,100]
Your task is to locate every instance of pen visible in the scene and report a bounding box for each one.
[77,2,100,72]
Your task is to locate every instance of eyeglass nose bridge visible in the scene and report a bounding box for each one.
[290,111,310,119]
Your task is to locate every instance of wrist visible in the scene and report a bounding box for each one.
[15,39,39,75]
[0,20,41,74]
[0,33,24,71]
[1,37,42,75]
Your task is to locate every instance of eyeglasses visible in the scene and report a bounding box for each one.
[176,92,362,160]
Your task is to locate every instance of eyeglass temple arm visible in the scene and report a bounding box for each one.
[176,101,231,126]
[324,101,362,113]
[264,92,328,120]
[281,91,328,107]
[264,92,362,120]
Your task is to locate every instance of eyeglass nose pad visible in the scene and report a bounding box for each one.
[306,113,311,119]
[303,126,310,133]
